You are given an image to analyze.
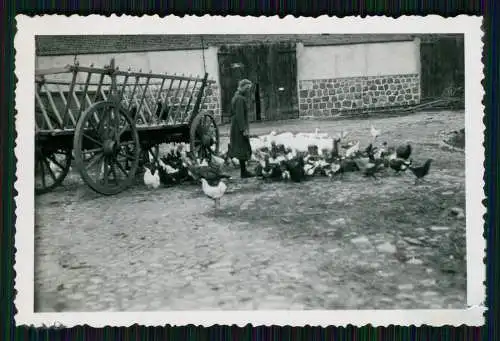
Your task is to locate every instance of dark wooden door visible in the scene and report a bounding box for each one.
[218,42,299,124]
[420,36,465,100]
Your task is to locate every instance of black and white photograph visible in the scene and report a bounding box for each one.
[14,15,485,327]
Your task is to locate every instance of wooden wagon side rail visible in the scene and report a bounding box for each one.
[36,64,216,84]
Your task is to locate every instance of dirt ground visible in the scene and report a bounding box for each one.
[34,110,467,312]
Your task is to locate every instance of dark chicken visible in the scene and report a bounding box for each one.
[331,138,341,160]
[188,164,231,186]
[364,143,379,162]
[396,143,412,160]
[284,155,306,183]
[389,158,412,174]
[409,159,433,184]
[354,158,385,180]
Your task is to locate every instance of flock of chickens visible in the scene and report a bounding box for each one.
[142,125,433,209]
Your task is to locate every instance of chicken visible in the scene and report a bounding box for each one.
[354,157,385,180]
[364,143,379,161]
[396,143,412,160]
[157,159,185,185]
[201,178,227,209]
[344,141,360,158]
[335,130,350,141]
[303,163,317,177]
[209,154,226,169]
[409,159,433,184]
[284,155,306,183]
[325,162,342,179]
[389,158,412,175]
[281,169,291,180]
[143,166,160,189]
[314,128,329,139]
[330,138,341,160]
[370,125,381,141]
[188,163,231,186]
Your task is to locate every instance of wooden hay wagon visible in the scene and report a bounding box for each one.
[35,58,219,195]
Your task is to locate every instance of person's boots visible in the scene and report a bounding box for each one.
[240,160,255,178]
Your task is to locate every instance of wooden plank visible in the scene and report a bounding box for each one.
[35,66,72,76]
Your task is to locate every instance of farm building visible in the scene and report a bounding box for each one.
[35,34,464,124]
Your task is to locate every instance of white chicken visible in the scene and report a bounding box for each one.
[370,125,381,141]
[303,163,317,176]
[314,128,329,139]
[345,141,360,158]
[335,130,350,141]
[201,178,227,209]
[143,166,160,189]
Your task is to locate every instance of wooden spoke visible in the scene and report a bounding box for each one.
[35,146,72,195]
[85,152,103,170]
[82,147,104,155]
[82,133,103,147]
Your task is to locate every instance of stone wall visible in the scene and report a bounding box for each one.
[298,74,420,118]
[200,83,222,123]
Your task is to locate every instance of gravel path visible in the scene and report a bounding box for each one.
[34,110,467,312]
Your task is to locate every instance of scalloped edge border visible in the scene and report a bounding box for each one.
[12,14,486,328]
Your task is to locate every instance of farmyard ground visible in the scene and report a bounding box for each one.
[33,110,466,312]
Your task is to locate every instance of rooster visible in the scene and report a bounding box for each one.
[409,159,433,184]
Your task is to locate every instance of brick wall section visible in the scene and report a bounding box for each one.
[36,34,419,56]
[298,74,420,118]
[36,34,464,56]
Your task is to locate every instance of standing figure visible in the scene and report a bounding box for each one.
[228,79,255,178]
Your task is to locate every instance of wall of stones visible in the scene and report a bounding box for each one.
[199,84,222,123]
[298,74,421,118]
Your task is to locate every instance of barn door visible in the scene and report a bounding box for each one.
[269,43,299,120]
[218,42,299,124]
[420,36,465,100]
[218,45,259,124]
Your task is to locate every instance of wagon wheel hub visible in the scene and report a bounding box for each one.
[103,139,118,156]
[200,132,212,146]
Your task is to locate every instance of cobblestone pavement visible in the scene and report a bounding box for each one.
[34,110,468,312]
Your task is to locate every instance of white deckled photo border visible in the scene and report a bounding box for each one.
[14,14,485,327]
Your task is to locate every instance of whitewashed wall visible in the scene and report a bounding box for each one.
[36,47,220,84]
[297,39,420,80]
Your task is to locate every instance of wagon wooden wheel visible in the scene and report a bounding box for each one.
[189,111,220,160]
[35,144,72,195]
[74,100,140,195]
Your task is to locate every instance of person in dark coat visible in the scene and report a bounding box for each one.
[228,79,255,178]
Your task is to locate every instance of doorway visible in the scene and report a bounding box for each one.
[217,42,299,124]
